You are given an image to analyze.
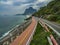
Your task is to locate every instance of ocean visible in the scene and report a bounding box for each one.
[0,15,26,38]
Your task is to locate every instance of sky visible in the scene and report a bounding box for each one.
[0,0,52,15]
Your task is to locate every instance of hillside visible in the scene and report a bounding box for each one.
[23,7,37,15]
[33,0,60,23]
[16,7,37,15]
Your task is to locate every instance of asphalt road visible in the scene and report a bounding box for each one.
[40,18,60,37]
[41,19,60,33]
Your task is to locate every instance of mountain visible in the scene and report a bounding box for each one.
[23,7,37,15]
[33,0,60,23]
[34,0,60,16]
[16,7,37,15]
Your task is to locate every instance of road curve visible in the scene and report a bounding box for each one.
[40,18,60,37]
[41,19,60,33]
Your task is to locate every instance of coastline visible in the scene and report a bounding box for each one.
[0,20,26,40]
[0,15,26,38]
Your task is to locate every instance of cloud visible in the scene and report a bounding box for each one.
[0,1,13,5]
[0,0,52,15]
[38,0,48,2]
[0,3,30,15]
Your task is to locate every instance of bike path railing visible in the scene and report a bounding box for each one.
[0,19,32,45]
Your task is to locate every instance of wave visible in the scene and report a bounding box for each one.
[0,24,20,40]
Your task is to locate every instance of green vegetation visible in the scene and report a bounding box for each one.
[48,27,58,40]
[32,0,60,23]
[49,28,60,44]
[30,23,50,45]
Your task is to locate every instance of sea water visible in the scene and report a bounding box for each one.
[0,15,26,38]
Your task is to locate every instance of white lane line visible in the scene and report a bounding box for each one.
[45,22,60,37]
[42,19,60,29]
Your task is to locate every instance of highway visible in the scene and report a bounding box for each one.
[40,18,60,36]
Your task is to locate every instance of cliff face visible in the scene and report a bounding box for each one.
[23,7,37,15]
[16,7,37,15]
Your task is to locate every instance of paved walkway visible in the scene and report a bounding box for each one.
[10,17,37,45]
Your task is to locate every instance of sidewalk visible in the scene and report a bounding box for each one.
[10,17,37,45]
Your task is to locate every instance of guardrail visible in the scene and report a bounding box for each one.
[0,19,32,45]
[47,37,53,45]
[40,18,60,37]
[39,19,58,45]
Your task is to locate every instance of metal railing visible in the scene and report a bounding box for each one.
[0,19,32,45]
[39,19,58,45]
